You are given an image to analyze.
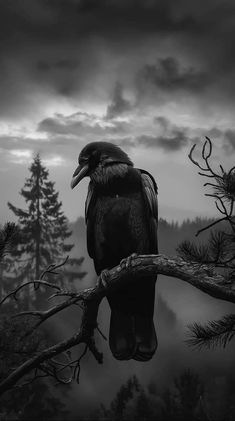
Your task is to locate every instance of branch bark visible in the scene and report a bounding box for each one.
[0,253,235,396]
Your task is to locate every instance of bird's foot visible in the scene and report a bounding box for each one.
[120,253,138,270]
[98,269,110,289]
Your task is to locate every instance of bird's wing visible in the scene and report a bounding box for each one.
[85,181,97,259]
[139,169,158,252]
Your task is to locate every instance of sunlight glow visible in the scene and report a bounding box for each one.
[42,155,66,167]
[8,149,33,164]
[10,149,32,158]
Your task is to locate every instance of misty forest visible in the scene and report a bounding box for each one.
[0,137,234,421]
[1,1,235,421]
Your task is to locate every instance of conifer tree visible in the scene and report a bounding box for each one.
[6,154,85,297]
[178,137,235,348]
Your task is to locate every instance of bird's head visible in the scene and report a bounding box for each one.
[71,142,133,189]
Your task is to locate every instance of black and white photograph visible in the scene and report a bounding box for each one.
[0,1,234,420]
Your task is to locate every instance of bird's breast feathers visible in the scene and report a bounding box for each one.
[90,163,129,185]
[85,166,158,264]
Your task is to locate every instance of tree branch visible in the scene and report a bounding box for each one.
[0,253,235,396]
[0,256,69,305]
[0,296,102,396]
[13,296,80,336]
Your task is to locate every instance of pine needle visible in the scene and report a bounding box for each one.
[186,314,235,349]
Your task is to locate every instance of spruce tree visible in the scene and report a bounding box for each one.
[6,154,85,299]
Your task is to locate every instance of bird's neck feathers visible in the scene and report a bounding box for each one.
[90,163,130,185]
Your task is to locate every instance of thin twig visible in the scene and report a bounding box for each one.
[0,280,61,305]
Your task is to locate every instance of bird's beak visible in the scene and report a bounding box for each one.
[71,163,89,189]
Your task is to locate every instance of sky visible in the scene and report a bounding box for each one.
[0,0,235,223]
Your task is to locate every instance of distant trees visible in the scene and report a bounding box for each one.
[94,369,235,421]
[171,369,204,421]
[94,371,205,421]
[0,224,68,421]
[3,154,85,304]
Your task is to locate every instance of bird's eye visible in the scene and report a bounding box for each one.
[79,156,89,164]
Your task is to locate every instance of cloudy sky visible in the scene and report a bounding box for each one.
[0,0,235,223]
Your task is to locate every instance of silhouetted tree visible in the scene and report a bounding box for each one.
[96,376,140,420]
[110,375,140,420]
[132,390,155,420]
[173,369,204,420]
[5,154,85,304]
[161,387,177,421]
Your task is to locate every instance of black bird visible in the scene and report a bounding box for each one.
[71,142,158,361]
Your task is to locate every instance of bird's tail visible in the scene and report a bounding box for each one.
[107,277,157,361]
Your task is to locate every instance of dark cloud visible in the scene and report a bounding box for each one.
[197,127,235,152]
[38,110,224,154]
[139,57,209,93]
[38,113,98,136]
[38,111,131,137]
[38,118,106,138]
[206,127,224,139]
[106,82,133,119]
[37,58,79,72]
[224,129,235,150]
[157,130,189,151]
[145,116,190,151]
[136,130,188,152]
[0,0,197,44]
[0,0,235,118]
[0,0,196,59]
[154,116,171,131]
[134,115,206,151]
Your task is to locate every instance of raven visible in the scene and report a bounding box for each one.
[71,142,158,361]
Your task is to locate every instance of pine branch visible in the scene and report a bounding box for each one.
[177,240,210,263]
[186,314,235,349]
[178,231,234,266]
[189,138,235,236]
[0,222,16,260]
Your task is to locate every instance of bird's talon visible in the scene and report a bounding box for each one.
[120,253,138,270]
[99,269,110,289]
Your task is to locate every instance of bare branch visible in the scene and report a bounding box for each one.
[0,256,70,305]
[0,280,61,306]
[0,253,235,396]
[34,255,69,289]
[188,138,222,179]
[39,255,69,280]
[198,172,216,178]
[13,296,80,335]
[195,217,228,237]
[188,144,207,171]
[0,295,103,396]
